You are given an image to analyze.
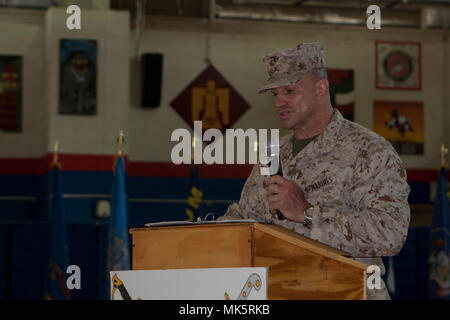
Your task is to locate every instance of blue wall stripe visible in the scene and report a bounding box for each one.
[408,182,431,204]
[0,172,433,225]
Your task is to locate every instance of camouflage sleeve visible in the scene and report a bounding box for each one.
[310,147,411,257]
[218,164,269,221]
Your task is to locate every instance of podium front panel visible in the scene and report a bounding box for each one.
[131,224,253,270]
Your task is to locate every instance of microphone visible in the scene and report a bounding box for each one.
[265,140,286,220]
[272,155,286,220]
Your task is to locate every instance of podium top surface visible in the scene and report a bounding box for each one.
[130,222,367,270]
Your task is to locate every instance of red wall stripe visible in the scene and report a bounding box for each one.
[128,161,254,179]
[0,157,45,175]
[406,169,448,183]
[0,154,448,181]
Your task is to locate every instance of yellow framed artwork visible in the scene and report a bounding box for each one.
[373,100,424,155]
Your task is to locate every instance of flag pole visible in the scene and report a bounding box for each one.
[117,130,125,157]
[428,143,450,299]
[191,135,196,162]
[107,130,130,298]
[113,131,125,172]
[440,142,448,169]
[45,140,70,300]
[53,140,59,167]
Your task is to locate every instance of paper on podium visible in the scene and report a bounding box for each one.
[144,219,264,227]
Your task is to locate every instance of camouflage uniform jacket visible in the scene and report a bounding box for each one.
[222,109,411,300]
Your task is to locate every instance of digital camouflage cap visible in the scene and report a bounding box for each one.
[258,42,326,94]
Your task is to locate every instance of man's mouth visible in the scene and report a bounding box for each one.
[278,110,291,119]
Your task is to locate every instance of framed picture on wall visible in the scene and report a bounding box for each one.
[170,64,250,141]
[0,55,22,132]
[373,100,424,155]
[375,41,421,90]
[327,69,354,121]
[59,39,97,115]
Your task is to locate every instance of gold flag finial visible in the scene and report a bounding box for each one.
[440,142,448,169]
[117,130,125,156]
[53,140,59,166]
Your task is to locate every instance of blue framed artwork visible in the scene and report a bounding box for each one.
[59,39,97,115]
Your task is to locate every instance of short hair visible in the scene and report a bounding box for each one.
[310,68,328,82]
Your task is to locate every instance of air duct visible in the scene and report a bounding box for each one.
[215,2,450,29]
[0,0,60,8]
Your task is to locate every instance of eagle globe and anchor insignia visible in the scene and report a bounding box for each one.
[383,50,413,83]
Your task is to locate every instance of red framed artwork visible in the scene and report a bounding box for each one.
[375,41,421,91]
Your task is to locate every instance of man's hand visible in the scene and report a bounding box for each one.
[265,175,310,223]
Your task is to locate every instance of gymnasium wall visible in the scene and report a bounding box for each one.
[0,6,448,300]
[0,7,448,224]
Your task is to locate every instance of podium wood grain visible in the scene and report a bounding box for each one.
[130,222,367,300]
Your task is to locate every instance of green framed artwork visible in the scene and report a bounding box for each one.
[0,55,22,132]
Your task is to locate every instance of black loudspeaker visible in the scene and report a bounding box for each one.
[141,53,163,108]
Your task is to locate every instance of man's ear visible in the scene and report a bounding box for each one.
[315,79,329,98]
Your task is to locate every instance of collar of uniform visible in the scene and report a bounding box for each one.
[311,108,344,155]
[279,131,295,163]
[278,108,344,161]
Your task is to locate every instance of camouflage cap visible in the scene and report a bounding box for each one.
[258,42,326,94]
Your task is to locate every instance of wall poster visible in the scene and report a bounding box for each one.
[0,55,22,132]
[376,41,421,90]
[373,100,424,155]
[59,39,97,115]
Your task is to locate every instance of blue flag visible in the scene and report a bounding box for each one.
[44,164,71,300]
[107,156,130,274]
[428,167,450,299]
[185,164,204,222]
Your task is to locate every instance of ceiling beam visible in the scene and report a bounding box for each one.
[293,0,308,6]
[385,0,402,9]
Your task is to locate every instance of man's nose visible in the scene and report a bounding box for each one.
[274,95,286,109]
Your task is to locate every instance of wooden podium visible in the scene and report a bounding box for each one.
[130,222,367,300]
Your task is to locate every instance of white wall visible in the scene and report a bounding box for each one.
[45,7,130,155]
[130,16,450,168]
[1,8,449,169]
[0,7,130,158]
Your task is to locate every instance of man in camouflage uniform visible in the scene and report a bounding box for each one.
[221,42,411,300]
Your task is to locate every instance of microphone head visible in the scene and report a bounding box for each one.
[261,139,280,176]
[265,139,280,158]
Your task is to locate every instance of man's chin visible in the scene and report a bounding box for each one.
[280,119,295,130]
